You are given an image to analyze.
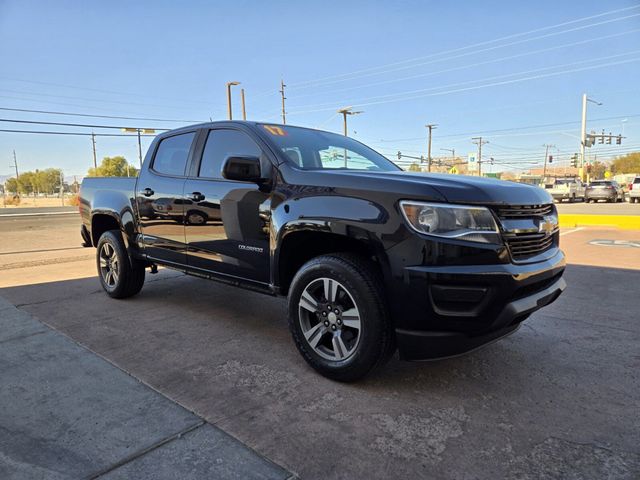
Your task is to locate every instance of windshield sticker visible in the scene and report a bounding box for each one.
[263,125,288,136]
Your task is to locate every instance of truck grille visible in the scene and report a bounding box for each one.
[493,204,554,218]
[492,204,557,261]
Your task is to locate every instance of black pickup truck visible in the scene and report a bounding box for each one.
[80,121,566,381]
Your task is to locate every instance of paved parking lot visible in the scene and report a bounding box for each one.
[1,211,639,479]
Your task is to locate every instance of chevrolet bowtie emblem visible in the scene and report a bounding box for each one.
[539,216,557,236]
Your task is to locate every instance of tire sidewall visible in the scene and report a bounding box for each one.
[288,256,387,378]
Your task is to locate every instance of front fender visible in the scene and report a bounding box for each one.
[271,194,397,288]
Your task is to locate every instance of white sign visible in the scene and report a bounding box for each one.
[467,153,478,173]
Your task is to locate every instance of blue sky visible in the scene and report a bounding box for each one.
[0,0,639,177]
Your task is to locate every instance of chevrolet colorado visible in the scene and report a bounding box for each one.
[79,121,566,381]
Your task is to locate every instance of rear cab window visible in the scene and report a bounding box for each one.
[152,132,196,176]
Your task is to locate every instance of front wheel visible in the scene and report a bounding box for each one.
[96,230,145,299]
[287,253,395,382]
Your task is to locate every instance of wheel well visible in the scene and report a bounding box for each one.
[277,231,381,295]
[91,214,121,246]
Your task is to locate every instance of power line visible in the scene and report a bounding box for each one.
[0,106,202,123]
[285,52,640,113]
[287,6,640,89]
[288,29,640,100]
[0,118,169,131]
[0,128,157,137]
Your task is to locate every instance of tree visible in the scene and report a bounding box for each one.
[589,160,608,179]
[5,177,18,194]
[408,162,422,172]
[87,156,138,177]
[611,152,640,174]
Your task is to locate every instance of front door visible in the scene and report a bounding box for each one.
[184,128,270,283]
[136,131,197,266]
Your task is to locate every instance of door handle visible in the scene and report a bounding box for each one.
[142,188,154,197]
[189,192,205,202]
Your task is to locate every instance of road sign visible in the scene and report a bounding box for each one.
[467,153,478,173]
[448,166,459,174]
[604,171,612,179]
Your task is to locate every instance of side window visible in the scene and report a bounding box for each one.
[199,129,262,178]
[152,132,196,176]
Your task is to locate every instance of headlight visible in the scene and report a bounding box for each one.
[400,201,500,243]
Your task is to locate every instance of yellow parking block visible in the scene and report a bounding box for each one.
[559,214,640,230]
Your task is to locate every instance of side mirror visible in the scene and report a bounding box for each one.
[222,155,263,183]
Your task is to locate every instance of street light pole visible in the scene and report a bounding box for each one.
[226,81,241,120]
[337,106,363,137]
[425,124,437,172]
[241,88,247,120]
[580,93,602,181]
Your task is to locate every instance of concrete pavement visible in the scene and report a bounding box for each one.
[0,295,293,479]
[1,212,639,479]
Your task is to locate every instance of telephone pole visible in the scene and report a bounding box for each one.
[12,150,19,179]
[280,79,287,124]
[425,124,437,172]
[542,144,555,178]
[471,137,488,176]
[91,132,97,169]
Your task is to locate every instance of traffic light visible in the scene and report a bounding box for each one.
[570,154,578,167]
[397,151,401,160]
[606,132,612,145]
[616,135,622,145]
[548,155,553,163]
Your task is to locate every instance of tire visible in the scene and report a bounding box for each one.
[96,230,145,299]
[287,253,395,382]
[186,210,207,225]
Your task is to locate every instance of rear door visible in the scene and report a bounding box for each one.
[136,130,197,266]
[183,127,271,283]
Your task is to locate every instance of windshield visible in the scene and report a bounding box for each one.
[259,124,401,172]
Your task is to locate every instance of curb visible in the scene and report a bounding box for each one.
[559,214,640,230]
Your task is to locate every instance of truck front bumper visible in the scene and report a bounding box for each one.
[394,250,566,361]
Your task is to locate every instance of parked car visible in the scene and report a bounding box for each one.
[544,178,585,203]
[629,176,640,203]
[79,121,566,381]
[585,180,625,203]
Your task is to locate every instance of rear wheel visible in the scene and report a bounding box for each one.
[96,230,145,299]
[288,253,395,382]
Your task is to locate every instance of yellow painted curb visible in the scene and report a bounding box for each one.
[559,214,640,230]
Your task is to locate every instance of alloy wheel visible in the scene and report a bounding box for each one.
[99,242,119,287]
[298,277,362,361]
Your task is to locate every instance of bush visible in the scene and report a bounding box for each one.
[67,194,80,206]
[4,195,21,206]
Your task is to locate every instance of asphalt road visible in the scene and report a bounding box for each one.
[1,214,639,479]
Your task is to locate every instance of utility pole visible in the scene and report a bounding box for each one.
[241,88,247,120]
[425,124,437,172]
[542,144,555,179]
[91,132,97,169]
[471,137,488,176]
[279,79,287,124]
[12,150,19,180]
[137,129,143,167]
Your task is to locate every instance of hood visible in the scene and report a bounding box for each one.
[295,169,552,206]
